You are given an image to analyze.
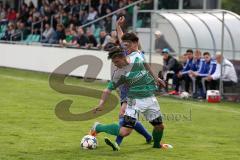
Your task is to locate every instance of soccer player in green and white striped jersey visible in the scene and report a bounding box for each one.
[90,46,171,151]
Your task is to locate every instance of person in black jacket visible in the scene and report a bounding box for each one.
[76,27,89,48]
[161,48,183,94]
[86,30,98,47]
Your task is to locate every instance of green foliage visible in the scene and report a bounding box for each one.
[222,0,240,14]
[0,67,240,160]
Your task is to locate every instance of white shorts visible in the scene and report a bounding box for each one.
[124,96,162,121]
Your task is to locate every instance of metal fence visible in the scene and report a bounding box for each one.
[135,9,240,96]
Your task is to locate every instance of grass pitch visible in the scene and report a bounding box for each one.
[0,67,240,160]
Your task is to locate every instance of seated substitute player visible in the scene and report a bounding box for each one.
[90,46,171,151]
[177,49,194,92]
[189,49,203,96]
[190,52,216,98]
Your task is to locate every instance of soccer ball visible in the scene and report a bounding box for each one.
[180,91,190,99]
[80,135,98,149]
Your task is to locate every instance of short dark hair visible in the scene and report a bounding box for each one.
[104,42,118,51]
[121,32,139,42]
[186,49,193,53]
[203,52,210,56]
[108,46,125,59]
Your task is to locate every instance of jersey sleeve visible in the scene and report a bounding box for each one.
[107,69,126,90]
[209,60,217,75]
[181,60,190,74]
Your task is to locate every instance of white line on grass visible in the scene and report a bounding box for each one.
[0,74,46,83]
[162,99,240,115]
[1,74,239,114]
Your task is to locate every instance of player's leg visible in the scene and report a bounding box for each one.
[174,73,181,93]
[116,102,152,145]
[105,101,140,150]
[103,116,134,151]
[115,85,129,145]
[201,77,207,98]
[90,103,134,137]
[144,96,171,149]
[90,122,120,136]
[134,121,152,143]
[150,117,164,148]
[183,74,191,92]
[196,76,204,98]
[89,120,133,151]
[104,125,133,151]
[115,116,125,145]
[191,76,197,98]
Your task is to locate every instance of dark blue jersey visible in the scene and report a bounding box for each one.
[197,58,217,77]
[192,58,203,72]
[181,58,194,74]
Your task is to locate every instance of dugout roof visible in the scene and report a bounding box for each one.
[153,10,240,59]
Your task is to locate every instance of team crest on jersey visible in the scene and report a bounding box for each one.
[127,98,136,106]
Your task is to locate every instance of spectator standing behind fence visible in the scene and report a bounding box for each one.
[155,31,174,53]
[203,52,238,92]
[190,52,217,99]
[86,6,97,23]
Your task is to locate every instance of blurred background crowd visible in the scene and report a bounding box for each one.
[0,0,156,48]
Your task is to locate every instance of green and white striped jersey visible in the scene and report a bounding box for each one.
[107,52,157,99]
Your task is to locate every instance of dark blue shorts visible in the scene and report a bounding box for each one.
[120,85,128,104]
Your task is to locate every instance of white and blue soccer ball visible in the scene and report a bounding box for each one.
[80,135,98,150]
[180,91,190,99]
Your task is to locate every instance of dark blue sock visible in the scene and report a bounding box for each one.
[115,117,124,145]
[199,88,205,98]
[134,121,152,142]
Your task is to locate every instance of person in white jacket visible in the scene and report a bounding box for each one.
[203,52,238,91]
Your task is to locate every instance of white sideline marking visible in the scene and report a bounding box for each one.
[0,74,46,83]
[164,100,240,115]
[0,74,102,89]
[1,74,240,114]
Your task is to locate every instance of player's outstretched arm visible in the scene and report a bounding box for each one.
[144,63,166,87]
[116,16,125,43]
[95,88,112,112]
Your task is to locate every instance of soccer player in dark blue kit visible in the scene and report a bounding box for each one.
[113,16,153,146]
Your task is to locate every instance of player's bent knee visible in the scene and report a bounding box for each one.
[122,115,136,129]
[150,116,163,126]
[120,127,132,137]
[154,123,164,131]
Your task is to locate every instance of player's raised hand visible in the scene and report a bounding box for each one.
[93,104,104,113]
[117,16,125,26]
